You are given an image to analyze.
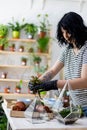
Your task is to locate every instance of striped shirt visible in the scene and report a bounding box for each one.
[58,42,87,107]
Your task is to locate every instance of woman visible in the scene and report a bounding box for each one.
[29,12,87,112]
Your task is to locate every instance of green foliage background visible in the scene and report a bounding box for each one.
[0,96,7,130]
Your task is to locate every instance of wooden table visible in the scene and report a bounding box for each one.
[2,103,87,130]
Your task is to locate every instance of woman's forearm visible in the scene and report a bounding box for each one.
[39,70,55,82]
[58,78,87,90]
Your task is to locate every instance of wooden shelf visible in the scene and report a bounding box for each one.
[0,93,35,99]
[8,38,36,43]
[0,65,32,68]
[0,50,49,57]
[0,50,30,55]
[0,78,29,83]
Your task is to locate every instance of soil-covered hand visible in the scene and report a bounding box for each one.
[28,76,42,93]
[29,80,58,92]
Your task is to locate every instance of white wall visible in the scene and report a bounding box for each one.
[0,0,87,78]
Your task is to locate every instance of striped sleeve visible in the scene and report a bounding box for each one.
[58,47,66,64]
[83,47,87,64]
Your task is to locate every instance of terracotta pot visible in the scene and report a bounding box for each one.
[9,46,15,51]
[38,31,46,38]
[0,45,4,50]
[19,46,24,52]
[1,72,7,79]
[15,88,21,93]
[21,61,27,66]
[0,36,4,38]
[4,87,10,93]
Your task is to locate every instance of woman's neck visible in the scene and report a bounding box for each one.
[73,47,79,55]
[72,42,80,55]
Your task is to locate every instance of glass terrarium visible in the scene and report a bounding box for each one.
[56,106,81,125]
[52,81,81,125]
[24,95,54,124]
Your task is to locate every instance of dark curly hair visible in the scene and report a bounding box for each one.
[56,12,87,48]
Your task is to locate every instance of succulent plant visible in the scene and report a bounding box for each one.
[30,76,42,85]
[29,76,42,94]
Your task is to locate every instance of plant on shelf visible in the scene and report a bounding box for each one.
[37,14,51,38]
[8,17,27,38]
[15,85,21,93]
[19,45,24,52]
[28,47,34,53]
[25,23,38,39]
[4,87,10,93]
[1,72,8,79]
[9,44,15,51]
[33,55,42,64]
[0,24,8,38]
[0,38,9,50]
[21,57,28,66]
[33,55,42,75]
[15,80,23,93]
[37,36,50,52]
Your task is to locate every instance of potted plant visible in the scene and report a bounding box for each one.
[37,36,50,52]
[1,72,8,79]
[28,47,34,53]
[37,14,51,38]
[15,80,23,93]
[15,85,21,93]
[25,23,38,39]
[19,45,24,52]
[21,57,28,66]
[33,55,42,64]
[0,24,8,38]
[33,55,42,75]
[8,17,27,38]
[9,44,15,51]
[4,87,10,93]
[0,38,9,50]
